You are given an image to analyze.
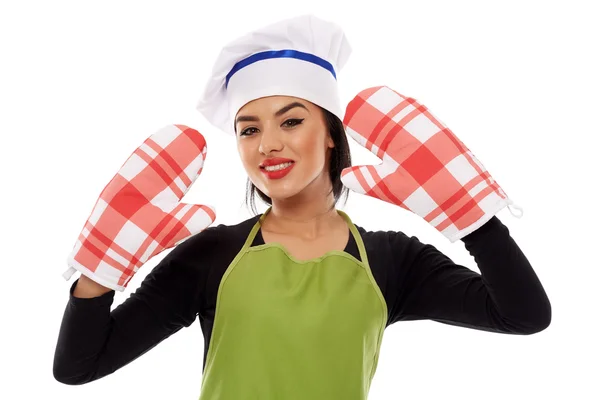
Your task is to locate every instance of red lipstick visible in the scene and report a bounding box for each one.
[260,157,295,180]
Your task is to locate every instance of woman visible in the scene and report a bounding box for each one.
[53,14,551,399]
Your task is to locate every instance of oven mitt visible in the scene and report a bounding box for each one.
[62,124,217,292]
[341,86,522,242]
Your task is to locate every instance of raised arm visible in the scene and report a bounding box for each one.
[53,230,211,384]
[388,216,551,334]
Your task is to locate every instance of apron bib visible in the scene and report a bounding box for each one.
[199,208,388,400]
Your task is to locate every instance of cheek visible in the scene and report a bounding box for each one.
[293,131,327,164]
[237,142,256,170]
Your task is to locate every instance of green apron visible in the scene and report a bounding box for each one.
[198,207,388,399]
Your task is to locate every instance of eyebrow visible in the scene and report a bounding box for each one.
[235,102,308,125]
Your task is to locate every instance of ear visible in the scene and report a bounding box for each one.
[326,131,335,148]
[327,138,334,148]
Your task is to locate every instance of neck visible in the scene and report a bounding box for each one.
[264,182,341,240]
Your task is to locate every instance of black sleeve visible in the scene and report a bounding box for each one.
[52,228,214,385]
[387,216,551,334]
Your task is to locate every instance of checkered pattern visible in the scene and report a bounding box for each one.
[341,86,519,242]
[62,124,216,292]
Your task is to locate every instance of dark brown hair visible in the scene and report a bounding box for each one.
[245,106,352,215]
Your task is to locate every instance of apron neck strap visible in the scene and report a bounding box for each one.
[240,208,271,252]
[337,210,369,266]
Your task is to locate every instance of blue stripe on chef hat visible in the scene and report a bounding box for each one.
[225,49,337,88]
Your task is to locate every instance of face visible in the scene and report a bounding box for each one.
[235,95,334,201]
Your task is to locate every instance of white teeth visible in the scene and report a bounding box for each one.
[264,162,293,172]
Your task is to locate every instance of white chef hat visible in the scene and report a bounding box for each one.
[196,14,352,135]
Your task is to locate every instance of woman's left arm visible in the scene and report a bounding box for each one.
[385,215,551,334]
[342,86,550,334]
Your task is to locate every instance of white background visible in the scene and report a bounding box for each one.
[1,0,598,399]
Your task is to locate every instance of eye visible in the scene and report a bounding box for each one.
[283,118,304,128]
[239,126,258,136]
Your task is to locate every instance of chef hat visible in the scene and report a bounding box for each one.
[196,14,352,135]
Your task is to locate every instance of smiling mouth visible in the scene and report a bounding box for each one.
[260,161,295,179]
[261,161,295,172]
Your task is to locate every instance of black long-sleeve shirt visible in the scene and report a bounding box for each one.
[53,213,551,385]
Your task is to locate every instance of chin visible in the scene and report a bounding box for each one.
[259,183,304,201]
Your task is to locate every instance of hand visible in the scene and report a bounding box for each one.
[341,86,521,242]
[63,124,216,291]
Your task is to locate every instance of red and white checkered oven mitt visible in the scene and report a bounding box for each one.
[341,86,523,242]
[62,124,217,292]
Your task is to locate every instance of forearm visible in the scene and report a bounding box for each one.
[396,216,552,334]
[54,254,202,385]
[460,216,552,333]
[53,278,116,384]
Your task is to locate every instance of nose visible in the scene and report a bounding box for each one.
[258,124,284,155]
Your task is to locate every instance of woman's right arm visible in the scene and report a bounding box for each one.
[53,228,213,385]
